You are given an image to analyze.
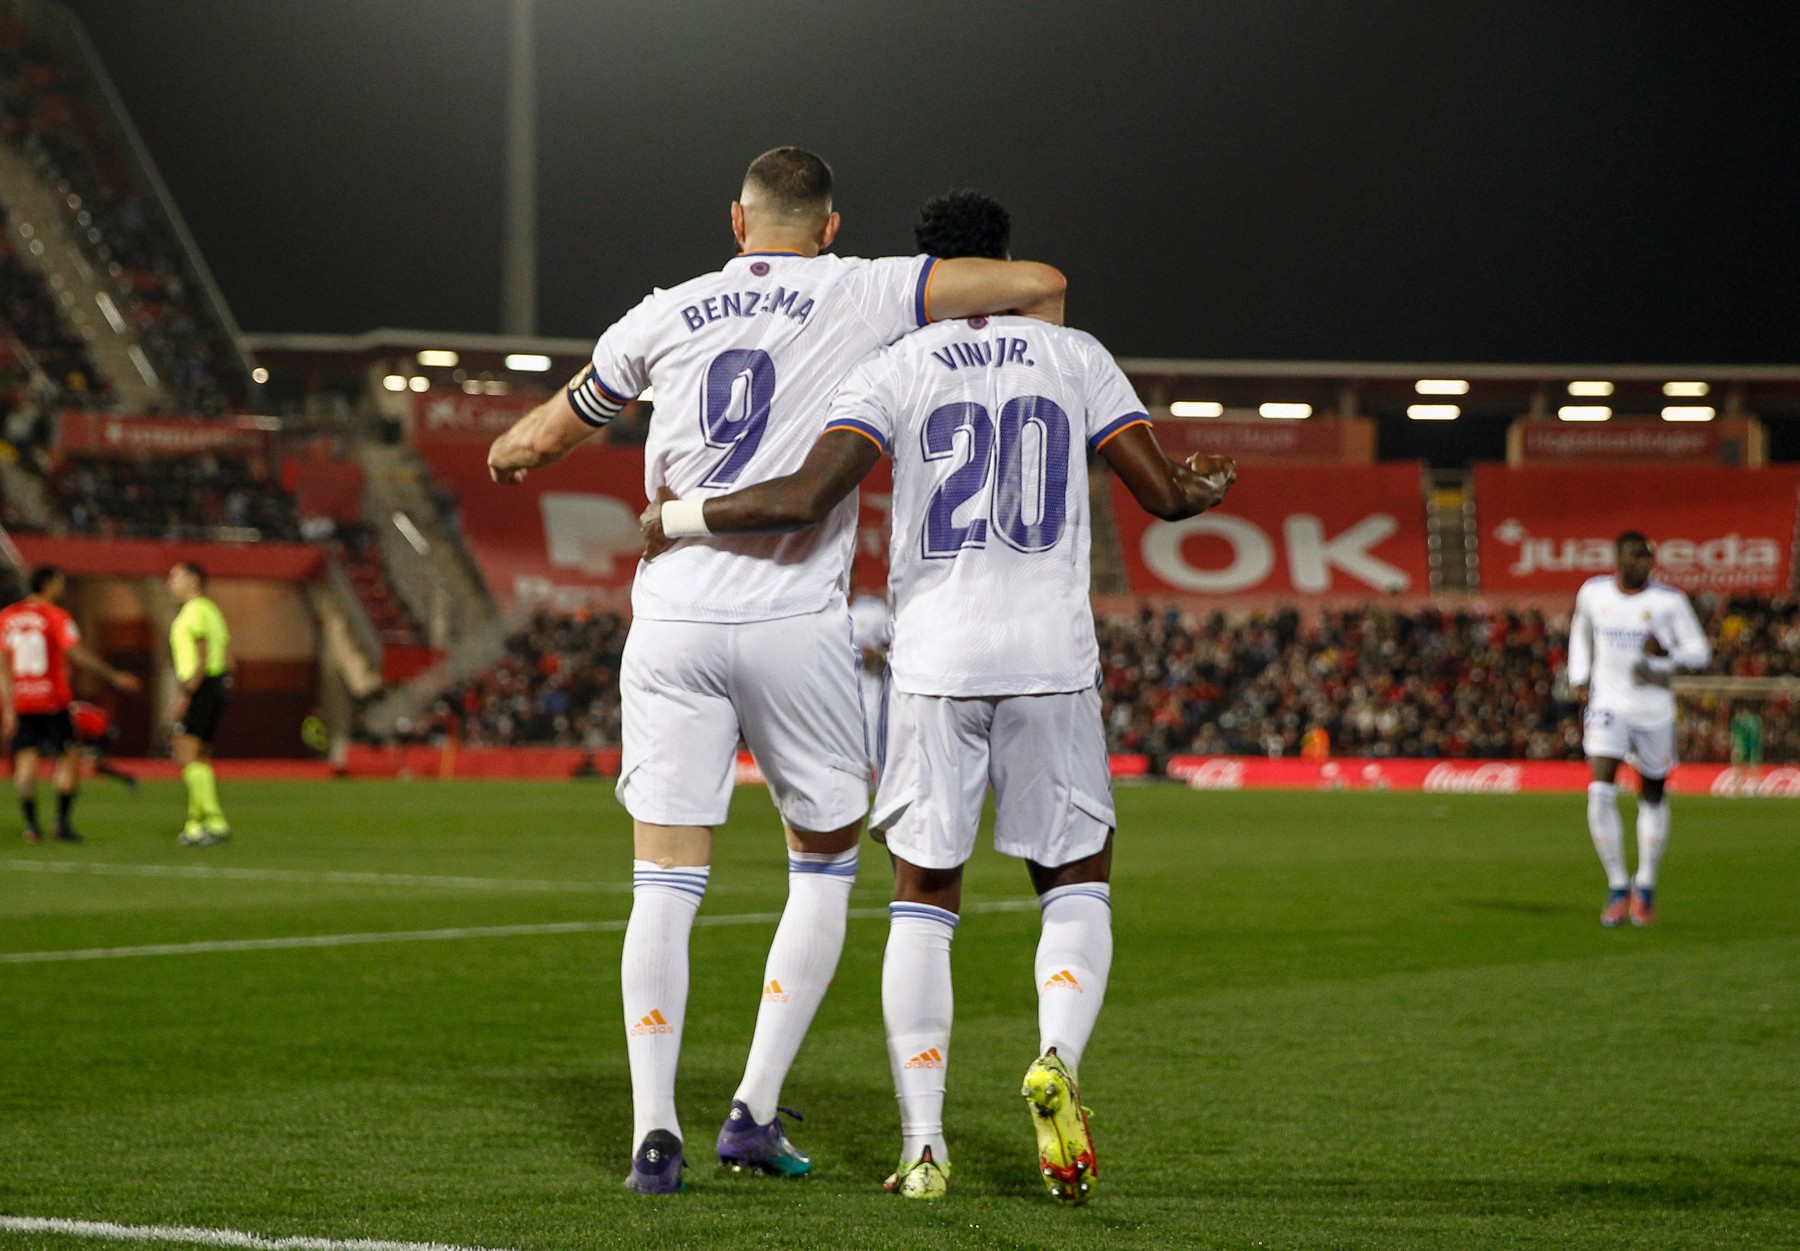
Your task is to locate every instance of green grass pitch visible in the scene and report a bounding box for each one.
[2,781,1797,1250]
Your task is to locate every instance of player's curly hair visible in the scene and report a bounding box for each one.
[914,190,1011,260]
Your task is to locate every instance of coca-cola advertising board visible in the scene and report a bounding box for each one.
[1164,755,1800,797]
[1111,462,1431,597]
[1473,465,1799,594]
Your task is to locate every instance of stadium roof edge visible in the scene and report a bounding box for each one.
[1115,359,1800,381]
[243,329,594,357]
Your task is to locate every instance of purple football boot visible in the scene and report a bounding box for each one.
[716,1101,813,1176]
[624,1129,686,1193]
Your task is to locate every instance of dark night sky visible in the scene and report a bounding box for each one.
[57,1,1800,363]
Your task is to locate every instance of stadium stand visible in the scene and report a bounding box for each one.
[0,7,245,413]
[1,222,107,407]
[1097,595,1796,768]
[47,449,301,540]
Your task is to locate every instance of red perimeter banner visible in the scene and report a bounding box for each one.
[1473,464,1800,594]
[1165,755,1799,797]
[1111,462,1430,596]
[409,392,541,439]
[1148,418,1375,464]
[57,412,274,458]
[416,428,895,611]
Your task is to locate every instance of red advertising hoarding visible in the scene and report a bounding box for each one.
[415,421,894,611]
[1165,755,1799,797]
[1111,462,1431,597]
[1508,418,1762,466]
[57,412,274,458]
[1473,465,1799,594]
[1148,418,1373,464]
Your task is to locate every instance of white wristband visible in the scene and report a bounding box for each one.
[661,498,711,538]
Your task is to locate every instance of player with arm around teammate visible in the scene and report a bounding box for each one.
[1566,532,1711,927]
[643,191,1235,1203]
[0,566,141,843]
[486,150,1068,1193]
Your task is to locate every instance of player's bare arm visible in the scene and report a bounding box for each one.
[639,429,881,560]
[487,385,600,484]
[1100,423,1236,519]
[927,258,1066,323]
[68,641,140,693]
[0,662,14,741]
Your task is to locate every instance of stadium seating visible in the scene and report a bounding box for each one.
[397,596,1795,766]
[46,449,301,541]
[0,12,243,413]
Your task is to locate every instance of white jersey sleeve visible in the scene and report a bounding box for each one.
[569,296,654,427]
[1079,341,1154,451]
[839,255,940,346]
[1567,584,1595,689]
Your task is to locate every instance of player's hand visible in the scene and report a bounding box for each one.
[1186,452,1237,509]
[488,423,548,484]
[1642,634,1669,658]
[638,487,677,561]
[1573,683,1588,705]
[1,711,14,743]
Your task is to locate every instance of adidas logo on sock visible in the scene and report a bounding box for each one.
[628,1009,673,1036]
[761,979,789,1003]
[903,1047,945,1070]
[1042,969,1083,993]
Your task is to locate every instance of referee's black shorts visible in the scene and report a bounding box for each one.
[177,675,229,743]
[12,709,75,756]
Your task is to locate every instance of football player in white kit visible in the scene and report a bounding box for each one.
[1567,532,1711,928]
[486,150,1068,1193]
[848,589,891,769]
[641,191,1235,1204]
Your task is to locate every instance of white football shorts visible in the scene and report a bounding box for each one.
[871,686,1115,871]
[1582,705,1677,779]
[616,603,870,830]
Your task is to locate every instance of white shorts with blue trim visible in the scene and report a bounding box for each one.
[1582,706,1677,779]
[616,602,870,830]
[871,686,1115,871]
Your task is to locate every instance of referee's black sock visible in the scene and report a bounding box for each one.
[57,790,75,827]
[20,796,37,832]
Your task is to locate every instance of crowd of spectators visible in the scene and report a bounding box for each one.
[391,595,1795,767]
[1098,595,1797,768]
[389,611,628,749]
[1,227,107,410]
[0,12,243,414]
[51,450,303,540]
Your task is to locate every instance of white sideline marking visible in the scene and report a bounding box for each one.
[0,1215,517,1251]
[0,900,1035,965]
[2,860,628,894]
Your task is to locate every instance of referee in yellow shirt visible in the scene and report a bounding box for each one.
[167,561,232,846]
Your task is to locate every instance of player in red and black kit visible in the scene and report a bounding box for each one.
[0,566,142,842]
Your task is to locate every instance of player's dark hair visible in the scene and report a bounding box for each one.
[1616,530,1651,551]
[27,565,61,594]
[914,190,1011,260]
[176,560,208,587]
[742,147,833,221]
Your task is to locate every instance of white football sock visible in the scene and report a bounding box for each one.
[621,860,708,1151]
[1634,799,1669,889]
[883,901,957,1165]
[1587,782,1628,891]
[733,846,858,1123]
[1035,882,1113,1076]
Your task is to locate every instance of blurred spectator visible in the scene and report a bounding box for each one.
[49,450,303,540]
[387,611,628,749]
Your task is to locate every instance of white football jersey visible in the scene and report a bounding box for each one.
[823,315,1150,697]
[1567,575,1711,721]
[570,251,939,623]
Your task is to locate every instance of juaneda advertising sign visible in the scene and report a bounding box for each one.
[1111,463,1431,596]
[1473,465,1799,593]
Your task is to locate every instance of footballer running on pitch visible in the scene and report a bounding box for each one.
[0,565,141,842]
[642,190,1235,1204]
[1568,532,1710,928]
[167,561,234,846]
[486,148,1069,1193]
